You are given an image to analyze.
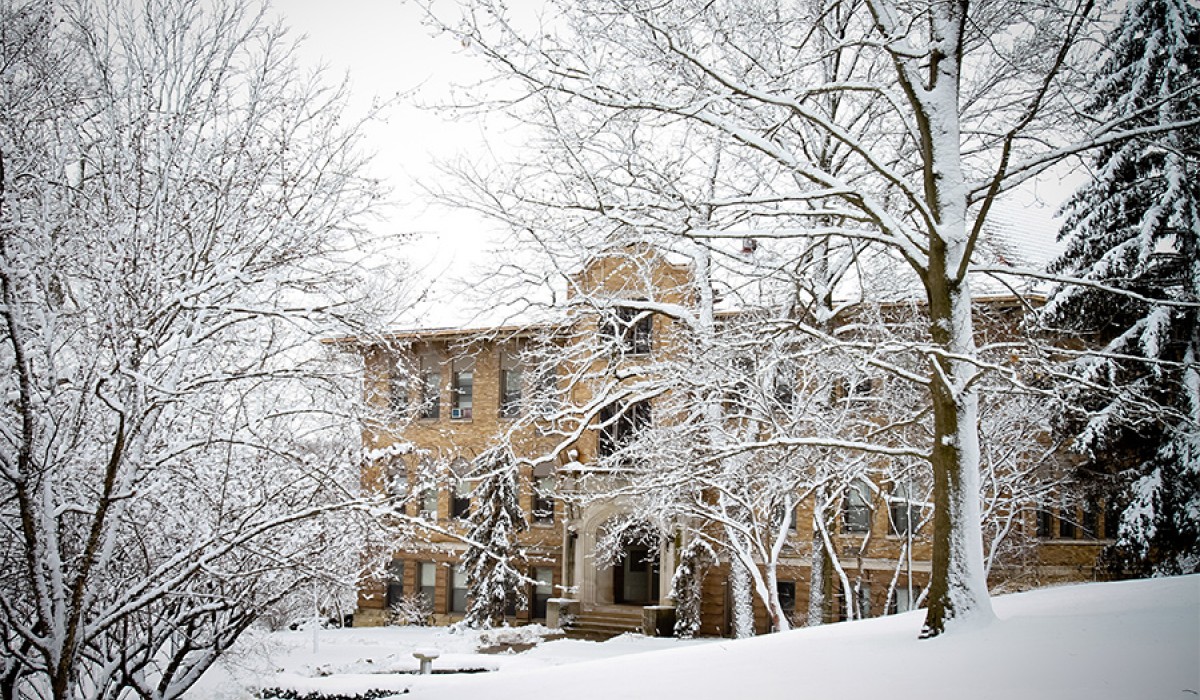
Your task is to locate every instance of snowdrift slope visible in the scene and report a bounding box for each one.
[405,576,1199,700]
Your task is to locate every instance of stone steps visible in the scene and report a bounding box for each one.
[563,607,645,640]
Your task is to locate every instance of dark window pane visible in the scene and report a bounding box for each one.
[777,581,796,616]
[1036,508,1052,538]
[1104,500,1121,539]
[385,559,405,609]
[1058,509,1077,539]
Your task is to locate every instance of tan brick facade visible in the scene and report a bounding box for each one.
[346,251,1111,635]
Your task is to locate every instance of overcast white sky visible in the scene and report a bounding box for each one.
[275,0,516,327]
[272,0,1078,329]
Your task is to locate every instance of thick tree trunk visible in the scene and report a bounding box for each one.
[920,253,994,637]
[728,559,754,638]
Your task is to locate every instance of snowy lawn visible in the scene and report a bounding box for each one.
[189,623,714,698]
[191,575,1198,699]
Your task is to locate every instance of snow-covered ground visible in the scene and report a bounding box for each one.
[191,575,1199,699]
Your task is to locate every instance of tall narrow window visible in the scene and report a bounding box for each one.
[385,459,408,498]
[727,356,755,415]
[419,352,441,420]
[1104,499,1121,539]
[500,360,522,418]
[891,586,919,614]
[857,583,872,618]
[843,481,872,534]
[418,562,437,606]
[532,567,554,619]
[771,502,796,532]
[1035,505,1053,538]
[451,359,474,419]
[777,581,796,621]
[889,482,915,536]
[1082,501,1099,539]
[453,479,472,519]
[531,363,558,417]
[389,355,409,415]
[772,360,795,411]
[420,486,438,520]
[532,462,555,525]
[450,566,468,613]
[625,307,653,355]
[385,559,405,610]
[1058,507,1077,539]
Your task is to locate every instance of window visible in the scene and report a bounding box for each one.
[418,562,437,606]
[771,502,796,532]
[385,459,408,498]
[843,481,872,534]
[388,356,409,414]
[891,586,919,614]
[532,462,555,525]
[602,303,653,355]
[420,486,438,520]
[385,559,405,610]
[418,353,441,420]
[772,360,795,411]
[500,366,522,418]
[597,400,651,465]
[532,567,554,619]
[450,566,468,613]
[1104,499,1120,539]
[889,482,916,536]
[833,376,874,403]
[1082,502,1098,539]
[1035,507,1053,538]
[452,479,472,520]
[530,364,559,417]
[833,583,870,621]
[776,581,796,621]
[451,360,473,419]
[1058,507,1077,539]
[857,583,872,618]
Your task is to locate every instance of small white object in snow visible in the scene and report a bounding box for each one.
[413,648,441,675]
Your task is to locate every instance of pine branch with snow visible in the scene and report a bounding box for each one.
[1045,0,1200,575]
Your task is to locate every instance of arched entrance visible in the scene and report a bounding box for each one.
[612,534,660,606]
[573,505,675,608]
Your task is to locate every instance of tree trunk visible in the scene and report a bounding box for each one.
[806,529,826,627]
[728,560,754,638]
[920,253,994,636]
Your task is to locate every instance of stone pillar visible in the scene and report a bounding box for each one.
[658,530,677,604]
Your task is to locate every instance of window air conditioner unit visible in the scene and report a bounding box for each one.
[451,408,464,419]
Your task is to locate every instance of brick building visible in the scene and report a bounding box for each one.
[343,248,1113,636]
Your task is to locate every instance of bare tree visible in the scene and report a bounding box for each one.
[0,0,399,697]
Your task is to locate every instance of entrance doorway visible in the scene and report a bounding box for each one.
[613,543,659,605]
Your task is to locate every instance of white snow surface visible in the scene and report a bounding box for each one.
[191,576,1198,699]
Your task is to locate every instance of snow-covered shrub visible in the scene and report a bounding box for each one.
[389,593,434,626]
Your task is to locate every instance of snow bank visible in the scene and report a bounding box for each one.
[396,576,1199,700]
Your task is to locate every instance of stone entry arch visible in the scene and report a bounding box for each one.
[573,504,673,607]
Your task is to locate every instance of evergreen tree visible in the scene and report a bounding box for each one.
[461,447,529,627]
[1046,0,1200,574]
